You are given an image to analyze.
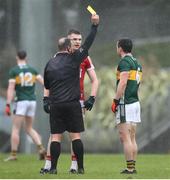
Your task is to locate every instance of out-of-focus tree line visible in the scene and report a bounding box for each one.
[1,0,170,88]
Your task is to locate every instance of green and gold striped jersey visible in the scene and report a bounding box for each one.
[9,64,39,101]
[116,55,142,104]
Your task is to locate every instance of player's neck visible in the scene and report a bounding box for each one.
[17,59,27,65]
[121,53,132,58]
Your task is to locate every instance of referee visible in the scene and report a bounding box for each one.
[43,14,99,174]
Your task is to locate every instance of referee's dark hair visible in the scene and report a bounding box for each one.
[117,38,133,53]
[58,37,71,51]
[17,50,27,60]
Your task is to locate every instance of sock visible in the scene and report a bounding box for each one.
[72,139,84,170]
[133,160,136,169]
[70,155,78,170]
[72,155,77,161]
[50,141,60,170]
[126,160,134,171]
[46,155,51,161]
[11,150,17,157]
[44,156,51,170]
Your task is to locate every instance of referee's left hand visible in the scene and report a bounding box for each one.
[84,96,95,111]
[43,97,50,114]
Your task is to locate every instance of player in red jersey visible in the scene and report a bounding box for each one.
[40,29,98,174]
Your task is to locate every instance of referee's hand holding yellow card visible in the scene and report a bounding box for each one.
[87,5,99,25]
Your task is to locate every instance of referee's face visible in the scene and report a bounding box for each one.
[68,33,82,52]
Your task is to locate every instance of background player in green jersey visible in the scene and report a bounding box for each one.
[4,50,46,161]
[111,39,142,174]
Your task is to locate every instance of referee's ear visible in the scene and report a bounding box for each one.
[67,46,72,53]
[58,37,71,51]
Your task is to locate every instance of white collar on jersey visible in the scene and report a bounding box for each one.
[18,62,27,68]
[122,53,133,58]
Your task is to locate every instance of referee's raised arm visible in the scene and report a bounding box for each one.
[74,14,99,61]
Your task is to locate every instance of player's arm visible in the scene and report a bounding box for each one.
[111,71,129,113]
[5,79,15,116]
[87,69,99,97]
[84,69,99,111]
[36,74,44,85]
[84,66,99,111]
[6,79,15,104]
[114,71,129,100]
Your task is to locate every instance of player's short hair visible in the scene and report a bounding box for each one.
[117,38,133,53]
[67,29,81,35]
[58,37,71,51]
[17,50,27,60]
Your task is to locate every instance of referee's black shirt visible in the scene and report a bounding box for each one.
[44,25,98,103]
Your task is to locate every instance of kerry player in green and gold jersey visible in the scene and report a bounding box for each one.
[111,39,142,174]
[4,50,46,161]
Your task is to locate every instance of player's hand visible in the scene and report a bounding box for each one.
[84,96,95,111]
[43,97,50,114]
[5,104,11,116]
[111,99,119,113]
[91,14,99,25]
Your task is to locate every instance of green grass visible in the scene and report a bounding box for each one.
[0,153,170,179]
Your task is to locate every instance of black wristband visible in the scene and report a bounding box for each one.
[113,99,119,105]
[90,96,95,99]
[43,97,48,101]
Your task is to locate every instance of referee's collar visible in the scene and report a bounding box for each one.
[53,51,69,57]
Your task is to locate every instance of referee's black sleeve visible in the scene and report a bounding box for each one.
[44,63,49,89]
[74,24,98,62]
[82,24,98,51]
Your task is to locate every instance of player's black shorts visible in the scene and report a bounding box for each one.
[50,101,84,134]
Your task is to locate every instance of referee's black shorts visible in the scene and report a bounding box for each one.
[50,101,84,134]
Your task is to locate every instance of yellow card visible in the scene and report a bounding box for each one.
[87,5,96,15]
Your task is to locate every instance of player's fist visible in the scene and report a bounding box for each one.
[43,97,50,114]
[5,104,11,116]
[111,99,119,113]
[84,96,95,111]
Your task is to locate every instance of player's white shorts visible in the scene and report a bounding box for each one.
[115,101,141,125]
[79,100,84,108]
[13,100,36,117]
[79,100,85,118]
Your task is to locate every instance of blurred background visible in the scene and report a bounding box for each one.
[1,0,170,154]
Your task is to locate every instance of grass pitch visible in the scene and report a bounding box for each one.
[0,153,170,179]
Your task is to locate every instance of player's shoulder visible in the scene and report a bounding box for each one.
[9,65,19,73]
[83,56,94,66]
[27,64,37,71]
[120,55,135,65]
[24,64,39,75]
[121,55,131,62]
